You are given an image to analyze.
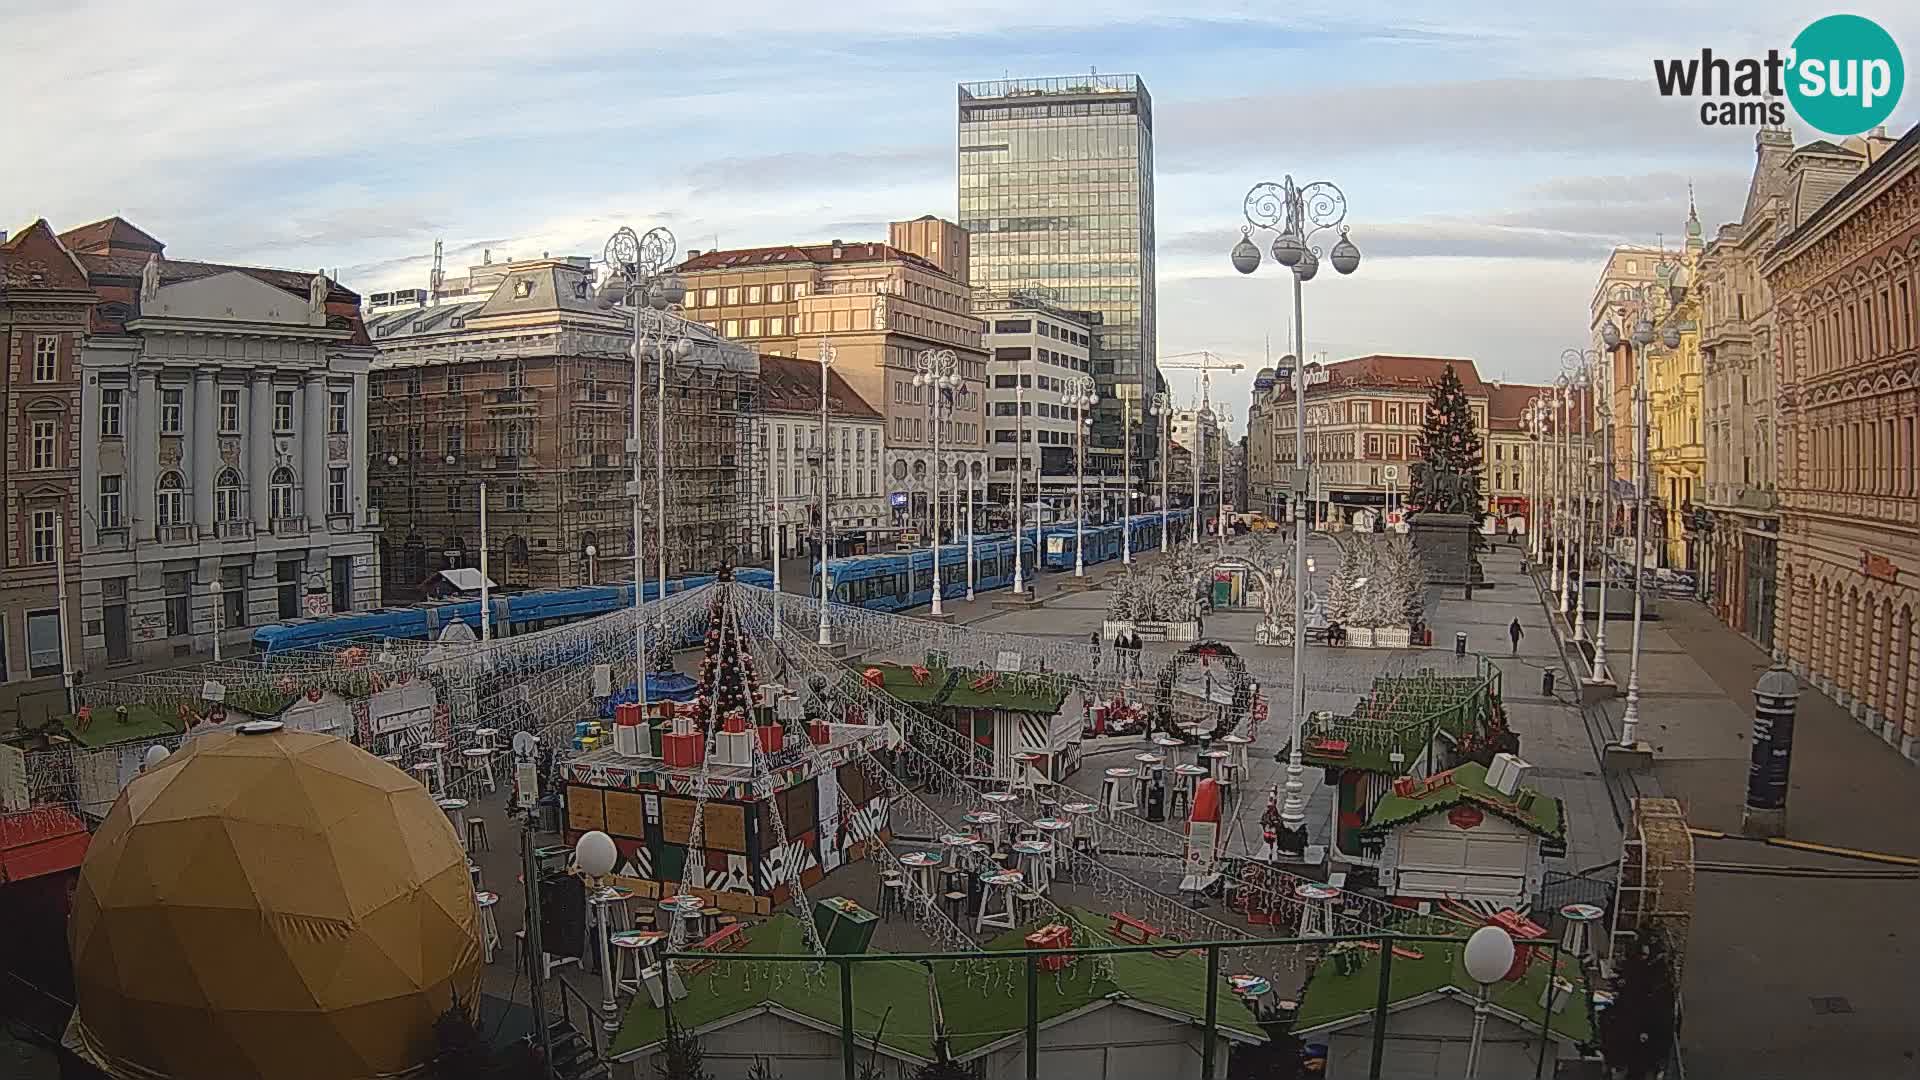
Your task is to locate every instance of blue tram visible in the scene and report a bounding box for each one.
[251,568,773,655]
[813,535,1037,613]
[1040,510,1191,570]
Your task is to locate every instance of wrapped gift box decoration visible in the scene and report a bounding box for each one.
[661,731,705,769]
[806,720,831,746]
[755,723,784,756]
[713,730,754,768]
[722,710,748,735]
[812,896,877,955]
[1025,923,1074,972]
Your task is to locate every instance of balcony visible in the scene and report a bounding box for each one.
[484,387,538,412]
[271,516,308,537]
[158,524,198,545]
[217,520,254,540]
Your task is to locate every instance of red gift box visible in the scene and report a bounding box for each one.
[722,710,748,734]
[755,724,784,755]
[807,720,831,746]
[1025,923,1074,972]
[661,731,705,769]
[616,703,642,727]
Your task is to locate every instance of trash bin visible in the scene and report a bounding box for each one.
[1455,632,1467,657]
[1542,669,1556,696]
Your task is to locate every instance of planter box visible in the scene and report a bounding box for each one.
[1104,619,1199,643]
[1348,627,1376,648]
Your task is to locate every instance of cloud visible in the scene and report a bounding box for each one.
[681,147,948,197]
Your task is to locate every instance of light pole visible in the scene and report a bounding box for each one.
[816,339,837,646]
[1233,174,1362,831]
[1012,358,1029,594]
[478,479,491,643]
[1565,346,1613,684]
[600,224,687,714]
[1065,375,1097,578]
[585,543,597,586]
[1216,417,1231,550]
[1555,374,1573,616]
[1462,925,1517,1080]
[1525,399,1545,564]
[572,830,621,1035]
[208,579,224,664]
[769,429,782,640]
[1567,362,1591,640]
[964,458,977,600]
[914,349,962,615]
[1151,392,1172,551]
[1602,295,1658,746]
[1190,408,1205,547]
[1122,395,1133,564]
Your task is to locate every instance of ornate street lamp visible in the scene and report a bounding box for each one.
[816,338,838,645]
[600,224,689,715]
[1233,175,1361,832]
[1599,277,1664,747]
[913,349,962,616]
[1150,392,1174,551]
[1564,347,1610,683]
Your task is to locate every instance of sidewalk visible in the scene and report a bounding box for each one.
[1529,573,1920,1078]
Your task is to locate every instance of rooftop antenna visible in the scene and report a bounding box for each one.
[429,239,445,304]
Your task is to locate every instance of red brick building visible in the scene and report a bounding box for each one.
[0,222,93,732]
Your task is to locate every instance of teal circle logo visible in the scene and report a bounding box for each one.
[1787,15,1904,136]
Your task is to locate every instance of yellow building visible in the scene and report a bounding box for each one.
[1649,202,1707,569]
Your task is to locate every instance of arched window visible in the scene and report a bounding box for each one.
[156,471,186,527]
[270,466,298,520]
[215,468,243,523]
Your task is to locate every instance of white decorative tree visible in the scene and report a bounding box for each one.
[1324,537,1364,624]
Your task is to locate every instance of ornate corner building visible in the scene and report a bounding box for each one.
[1764,123,1920,759]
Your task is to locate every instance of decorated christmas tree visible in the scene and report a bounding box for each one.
[697,584,755,721]
[1408,363,1485,514]
[1324,539,1364,623]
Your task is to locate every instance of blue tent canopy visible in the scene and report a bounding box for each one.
[598,674,701,717]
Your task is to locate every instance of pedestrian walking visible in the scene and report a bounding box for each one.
[1509,618,1523,655]
[1089,631,1102,673]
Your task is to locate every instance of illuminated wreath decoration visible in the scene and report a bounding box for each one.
[1149,641,1254,738]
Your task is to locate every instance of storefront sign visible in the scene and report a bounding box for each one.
[1447,805,1485,830]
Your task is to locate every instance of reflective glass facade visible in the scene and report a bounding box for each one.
[957,75,1158,468]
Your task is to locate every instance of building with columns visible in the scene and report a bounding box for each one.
[1,221,93,732]
[1696,127,1882,647]
[1764,122,1919,760]
[63,218,378,669]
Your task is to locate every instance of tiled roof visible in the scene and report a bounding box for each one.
[1,219,92,291]
[1485,383,1552,432]
[678,241,941,275]
[758,354,881,419]
[1268,355,1487,402]
[56,216,166,255]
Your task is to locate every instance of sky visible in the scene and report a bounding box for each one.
[6,0,1918,432]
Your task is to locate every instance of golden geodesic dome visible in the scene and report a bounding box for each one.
[68,723,482,1080]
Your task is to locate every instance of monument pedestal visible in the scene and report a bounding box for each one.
[1408,512,1482,586]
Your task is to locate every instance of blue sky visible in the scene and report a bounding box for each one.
[6,0,1917,427]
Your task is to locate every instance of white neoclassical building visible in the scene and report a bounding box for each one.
[64,218,378,669]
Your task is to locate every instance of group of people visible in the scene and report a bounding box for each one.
[1092,629,1147,676]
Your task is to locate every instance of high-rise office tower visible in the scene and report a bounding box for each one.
[956,74,1159,493]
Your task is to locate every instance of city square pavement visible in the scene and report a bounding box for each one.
[1541,587,1920,1079]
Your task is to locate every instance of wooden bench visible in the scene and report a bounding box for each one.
[1109,912,1161,946]
[684,921,749,975]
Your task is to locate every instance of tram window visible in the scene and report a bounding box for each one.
[837,583,851,601]
[913,569,932,592]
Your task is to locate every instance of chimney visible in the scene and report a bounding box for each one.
[831,240,844,259]
[686,249,701,259]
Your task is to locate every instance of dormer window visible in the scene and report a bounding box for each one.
[514,279,535,299]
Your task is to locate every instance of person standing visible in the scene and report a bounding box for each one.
[1509,618,1523,655]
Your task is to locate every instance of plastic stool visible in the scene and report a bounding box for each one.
[1101,767,1138,813]
[975,871,1023,933]
[466,817,490,853]
[475,891,501,963]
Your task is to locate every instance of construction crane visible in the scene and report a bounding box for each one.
[1158,350,1247,416]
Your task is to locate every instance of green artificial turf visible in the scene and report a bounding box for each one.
[59,704,183,748]
[864,662,1067,715]
[1364,760,1565,841]
[1294,939,1593,1045]
[611,910,1265,1061]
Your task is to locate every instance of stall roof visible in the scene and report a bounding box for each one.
[864,663,1068,714]
[1294,938,1592,1046]
[1363,760,1565,842]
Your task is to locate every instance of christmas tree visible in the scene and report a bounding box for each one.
[1409,363,1485,514]
[697,583,755,721]
[1324,539,1364,623]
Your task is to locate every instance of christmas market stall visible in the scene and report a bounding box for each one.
[862,660,1076,783]
[1366,757,1566,911]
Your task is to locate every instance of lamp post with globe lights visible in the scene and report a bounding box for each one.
[913,349,963,616]
[815,338,837,646]
[1012,362,1030,595]
[1216,417,1231,549]
[1232,175,1361,833]
[964,458,979,600]
[1150,392,1173,550]
[1462,925,1518,1079]
[1601,288,1662,746]
[599,225,688,716]
[1065,375,1098,577]
[1554,373,1574,617]
[571,830,622,1034]
[1565,347,1611,681]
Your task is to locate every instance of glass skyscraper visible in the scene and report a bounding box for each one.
[957,74,1159,480]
